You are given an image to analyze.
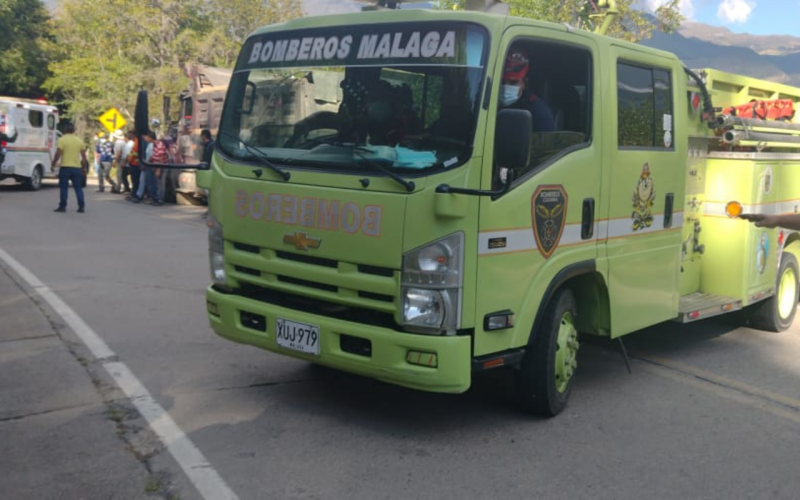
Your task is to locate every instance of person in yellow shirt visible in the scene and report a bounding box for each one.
[51,122,88,213]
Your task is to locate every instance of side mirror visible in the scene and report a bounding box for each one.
[495,109,531,170]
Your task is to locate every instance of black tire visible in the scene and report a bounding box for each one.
[24,165,43,191]
[514,288,579,416]
[745,252,799,332]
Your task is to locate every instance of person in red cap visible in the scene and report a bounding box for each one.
[501,47,555,132]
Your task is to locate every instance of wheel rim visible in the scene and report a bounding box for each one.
[554,310,579,393]
[777,264,798,321]
[32,168,41,188]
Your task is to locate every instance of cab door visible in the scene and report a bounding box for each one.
[602,46,686,336]
[474,28,601,356]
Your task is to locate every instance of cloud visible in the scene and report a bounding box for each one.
[717,0,755,23]
[644,0,695,20]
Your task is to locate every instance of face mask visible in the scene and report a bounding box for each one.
[501,84,521,106]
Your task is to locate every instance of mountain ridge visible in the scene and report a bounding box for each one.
[643,21,800,87]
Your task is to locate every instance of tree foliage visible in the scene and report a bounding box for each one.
[439,0,683,43]
[0,0,54,98]
[42,0,303,137]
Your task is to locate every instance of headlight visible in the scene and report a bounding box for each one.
[402,232,464,334]
[207,212,226,285]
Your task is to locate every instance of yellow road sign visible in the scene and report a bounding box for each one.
[98,108,127,134]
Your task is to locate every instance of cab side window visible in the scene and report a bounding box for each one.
[617,62,673,149]
[497,39,592,184]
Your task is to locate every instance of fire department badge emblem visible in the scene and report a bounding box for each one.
[532,185,567,259]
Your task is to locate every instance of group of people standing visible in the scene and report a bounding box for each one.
[93,129,139,195]
[53,125,214,213]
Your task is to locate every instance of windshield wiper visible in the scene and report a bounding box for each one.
[352,147,415,192]
[221,131,290,181]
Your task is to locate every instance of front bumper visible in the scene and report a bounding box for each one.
[206,286,472,393]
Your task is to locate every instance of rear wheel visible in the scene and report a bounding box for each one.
[745,252,799,332]
[515,288,579,416]
[23,165,43,191]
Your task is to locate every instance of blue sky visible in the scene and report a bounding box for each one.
[648,0,800,36]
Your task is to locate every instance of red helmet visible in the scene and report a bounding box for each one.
[503,48,529,81]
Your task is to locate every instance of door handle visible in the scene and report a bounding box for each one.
[582,198,595,240]
[664,193,674,228]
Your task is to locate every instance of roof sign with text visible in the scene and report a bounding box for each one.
[237,22,487,70]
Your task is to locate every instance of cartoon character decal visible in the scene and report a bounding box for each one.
[632,162,656,231]
[756,232,769,274]
[532,185,567,259]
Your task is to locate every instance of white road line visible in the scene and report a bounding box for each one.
[0,247,239,500]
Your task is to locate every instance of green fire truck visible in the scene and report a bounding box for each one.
[175,3,800,415]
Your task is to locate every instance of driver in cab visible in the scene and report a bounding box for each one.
[500,47,555,133]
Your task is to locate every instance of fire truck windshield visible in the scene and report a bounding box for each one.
[218,22,487,173]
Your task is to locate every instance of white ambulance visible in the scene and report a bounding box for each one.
[0,97,59,190]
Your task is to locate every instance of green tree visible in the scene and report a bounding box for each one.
[43,0,303,136]
[0,0,55,98]
[438,0,683,43]
[199,0,304,67]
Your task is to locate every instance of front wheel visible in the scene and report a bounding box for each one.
[514,288,579,416]
[745,252,799,332]
[23,165,43,191]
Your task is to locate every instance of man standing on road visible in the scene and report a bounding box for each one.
[201,129,214,164]
[111,129,128,193]
[95,132,116,193]
[51,122,88,213]
[125,131,142,200]
[130,131,160,205]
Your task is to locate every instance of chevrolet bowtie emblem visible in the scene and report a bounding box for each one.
[283,232,321,251]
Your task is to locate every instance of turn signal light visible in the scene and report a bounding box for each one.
[484,310,515,331]
[725,201,743,218]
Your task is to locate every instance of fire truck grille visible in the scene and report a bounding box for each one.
[227,241,400,319]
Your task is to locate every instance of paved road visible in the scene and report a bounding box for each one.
[2,179,800,500]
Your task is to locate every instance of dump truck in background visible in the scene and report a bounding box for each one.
[166,64,231,205]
